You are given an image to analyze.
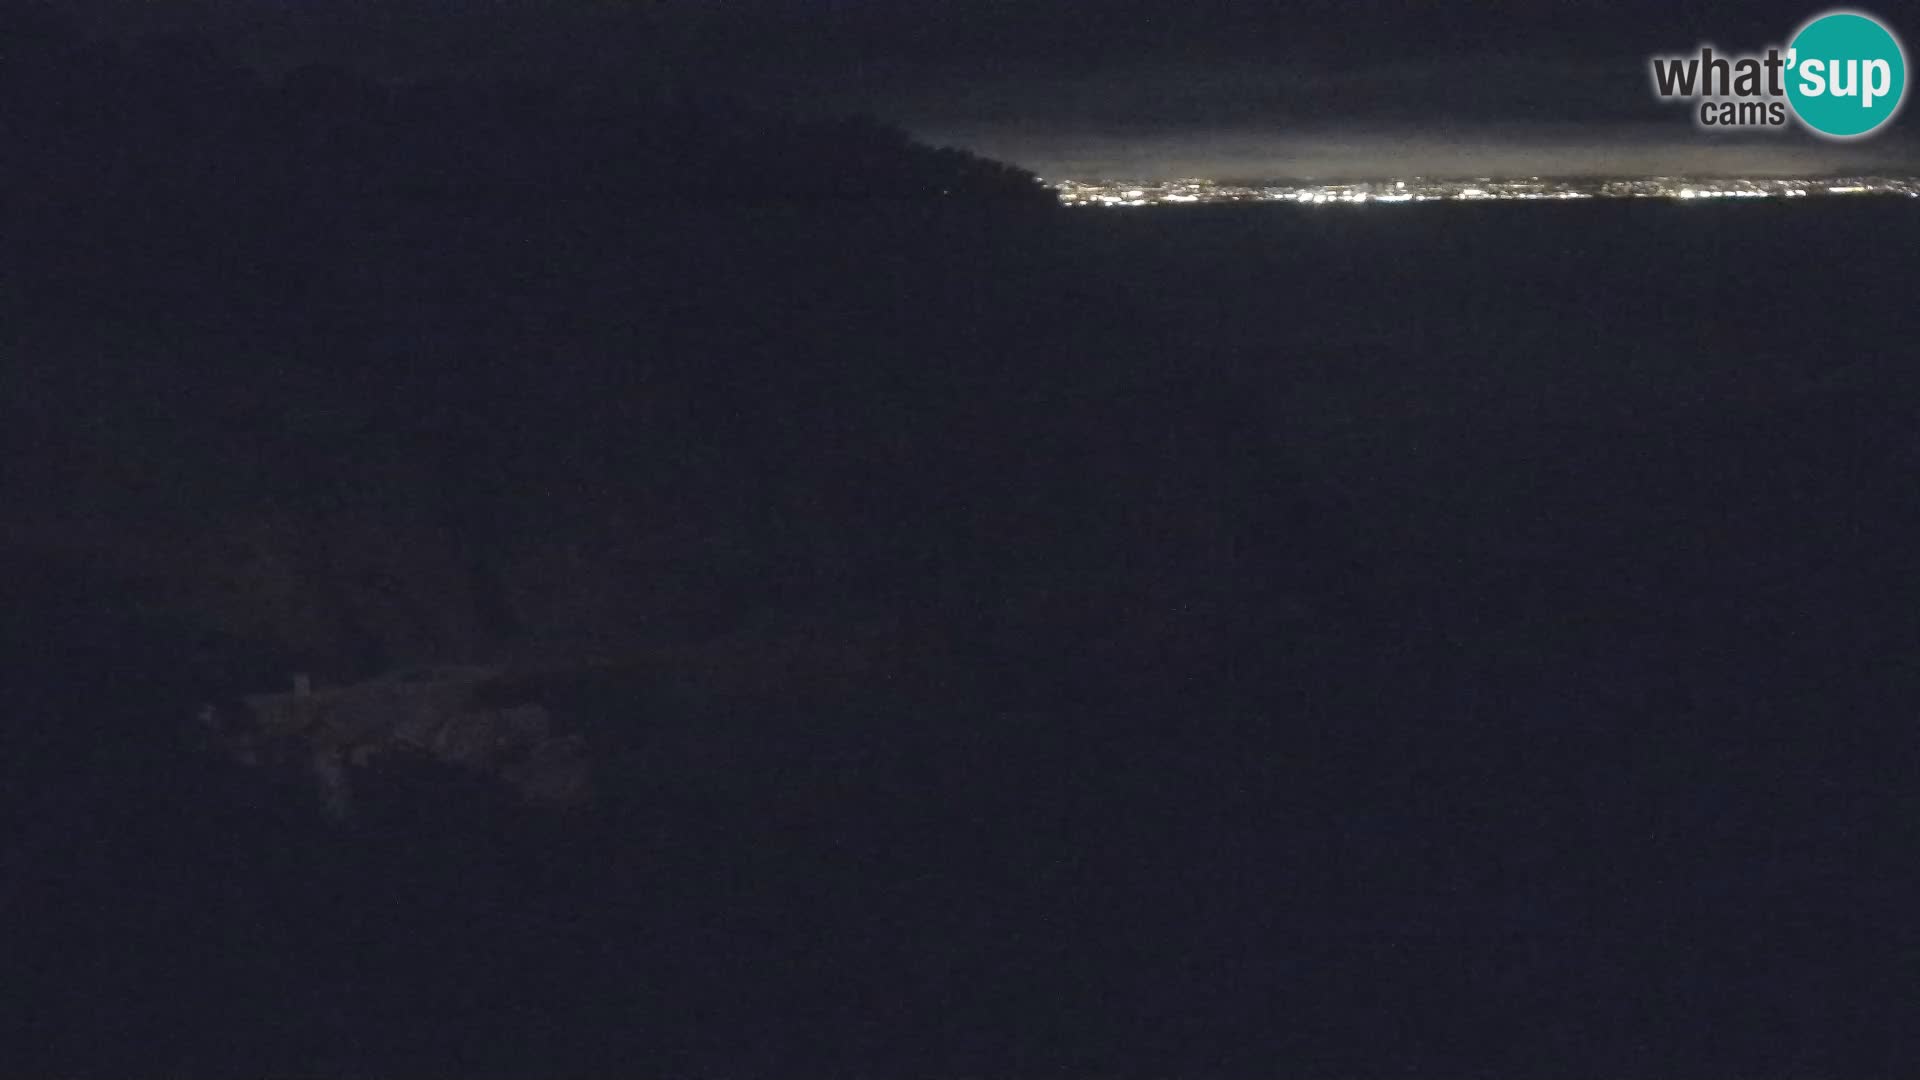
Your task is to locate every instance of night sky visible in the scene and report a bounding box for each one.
[57,0,1920,179]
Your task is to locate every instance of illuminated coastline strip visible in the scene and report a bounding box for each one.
[1052,176,1920,207]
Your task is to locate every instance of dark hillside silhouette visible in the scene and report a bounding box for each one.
[0,19,1360,1077]
[0,15,1051,220]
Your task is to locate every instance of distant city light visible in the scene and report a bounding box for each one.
[1053,175,1920,208]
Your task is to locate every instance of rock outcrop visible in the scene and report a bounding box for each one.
[197,665,591,819]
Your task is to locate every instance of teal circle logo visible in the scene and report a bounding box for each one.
[1786,10,1907,137]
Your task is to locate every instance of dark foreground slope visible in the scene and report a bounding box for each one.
[10,197,1918,1076]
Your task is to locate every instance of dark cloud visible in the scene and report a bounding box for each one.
[55,0,1887,79]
